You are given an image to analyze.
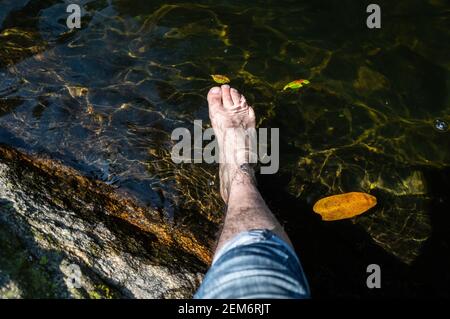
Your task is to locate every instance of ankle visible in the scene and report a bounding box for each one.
[220,163,257,201]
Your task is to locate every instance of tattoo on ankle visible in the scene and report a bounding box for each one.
[219,163,257,203]
[231,163,257,186]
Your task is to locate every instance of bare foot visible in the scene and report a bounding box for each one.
[207,85,257,202]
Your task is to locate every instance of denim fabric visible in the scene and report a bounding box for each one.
[194,229,310,299]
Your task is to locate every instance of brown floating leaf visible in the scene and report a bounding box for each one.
[313,192,377,221]
[211,74,230,84]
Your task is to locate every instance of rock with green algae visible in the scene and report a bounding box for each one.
[0,272,22,299]
[0,145,211,298]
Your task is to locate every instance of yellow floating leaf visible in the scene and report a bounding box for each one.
[313,192,377,221]
[283,79,310,91]
[211,74,230,84]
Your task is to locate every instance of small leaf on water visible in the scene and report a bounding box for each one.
[211,74,230,84]
[313,192,377,221]
[283,79,310,91]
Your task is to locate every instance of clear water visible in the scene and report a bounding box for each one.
[0,0,449,297]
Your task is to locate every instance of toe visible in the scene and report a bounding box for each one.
[221,85,234,109]
[207,86,223,115]
[230,88,241,106]
[247,106,256,128]
[239,94,248,109]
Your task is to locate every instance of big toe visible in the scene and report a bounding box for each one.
[207,86,223,115]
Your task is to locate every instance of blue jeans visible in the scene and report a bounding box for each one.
[194,229,310,299]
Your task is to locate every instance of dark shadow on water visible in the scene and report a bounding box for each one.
[258,166,450,298]
[409,166,450,297]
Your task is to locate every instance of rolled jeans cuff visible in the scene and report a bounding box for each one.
[194,229,310,299]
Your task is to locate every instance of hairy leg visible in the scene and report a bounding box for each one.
[207,85,292,256]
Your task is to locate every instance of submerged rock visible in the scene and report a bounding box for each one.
[287,144,434,264]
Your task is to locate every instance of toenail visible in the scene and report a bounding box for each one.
[210,87,221,94]
[231,88,237,93]
[221,84,230,89]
